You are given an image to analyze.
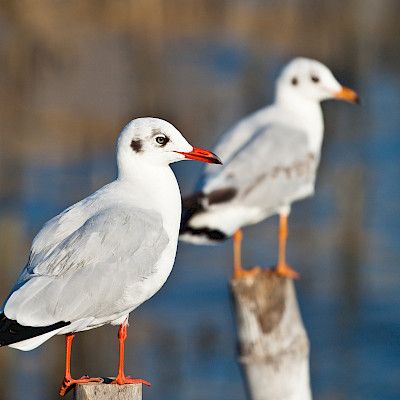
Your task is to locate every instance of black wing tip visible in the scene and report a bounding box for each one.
[0,312,70,347]
[208,187,237,205]
[182,192,205,210]
[180,226,228,242]
[181,192,205,232]
[183,188,237,208]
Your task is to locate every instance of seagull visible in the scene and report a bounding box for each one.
[180,57,359,279]
[0,117,221,396]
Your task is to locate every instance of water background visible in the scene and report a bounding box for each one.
[0,2,399,399]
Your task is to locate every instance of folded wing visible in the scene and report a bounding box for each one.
[3,206,169,328]
[204,123,319,211]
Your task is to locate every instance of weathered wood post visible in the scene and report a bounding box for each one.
[74,383,142,400]
[230,271,312,400]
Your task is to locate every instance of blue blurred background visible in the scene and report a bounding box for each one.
[0,1,399,399]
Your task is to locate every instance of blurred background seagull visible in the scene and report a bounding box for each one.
[0,117,221,396]
[180,57,359,279]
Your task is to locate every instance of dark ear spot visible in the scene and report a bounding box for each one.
[291,77,298,86]
[130,139,142,153]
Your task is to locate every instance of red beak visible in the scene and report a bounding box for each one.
[176,146,222,164]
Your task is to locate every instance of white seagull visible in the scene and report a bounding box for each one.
[180,57,359,279]
[0,117,221,395]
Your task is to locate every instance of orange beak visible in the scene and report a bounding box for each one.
[335,86,360,104]
[177,146,222,164]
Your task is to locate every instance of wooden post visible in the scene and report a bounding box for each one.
[230,271,312,400]
[74,383,142,400]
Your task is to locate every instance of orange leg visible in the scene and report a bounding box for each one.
[59,333,103,396]
[232,229,260,279]
[111,322,151,386]
[275,214,299,279]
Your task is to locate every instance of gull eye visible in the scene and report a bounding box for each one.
[291,77,298,85]
[311,75,320,83]
[155,135,169,146]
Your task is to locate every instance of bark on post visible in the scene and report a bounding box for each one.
[74,383,142,400]
[230,271,312,400]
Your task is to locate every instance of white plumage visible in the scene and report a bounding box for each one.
[180,58,358,278]
[0,117,221,353]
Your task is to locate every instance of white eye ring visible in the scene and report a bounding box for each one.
[155,135,169,146]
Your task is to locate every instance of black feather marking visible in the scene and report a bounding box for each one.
[180,188,236,235]
[208,187,237,205]
[0,313,70,347]
[181,192,204,232]
[181,226,227,241]
[182,192,204,210]
[180,188,234,241]
[130,139,143,153]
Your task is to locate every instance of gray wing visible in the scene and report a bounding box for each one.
[203,107,270,183]
[27,183,114,264]
[4,206,169,326]
[213,109,269,163]
[203,123,320,210]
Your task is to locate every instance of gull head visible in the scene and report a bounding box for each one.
[117,117,221,172]
[276,57,359,105]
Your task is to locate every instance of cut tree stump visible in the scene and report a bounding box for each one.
[74,382,142,400]
[231,270,312,400]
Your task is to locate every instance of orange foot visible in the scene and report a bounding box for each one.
[233,266,262,280]
[59,376,103,396]
[111,375,151,386]
[275,264,300,279]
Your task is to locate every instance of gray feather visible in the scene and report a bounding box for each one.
[4,206,169,326]
[203,123,319,211]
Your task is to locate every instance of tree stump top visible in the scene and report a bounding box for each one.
[74,382,142,400]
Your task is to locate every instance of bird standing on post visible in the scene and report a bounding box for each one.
[0,117,221,395]
[180,57,359,279]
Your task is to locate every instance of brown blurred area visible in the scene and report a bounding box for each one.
[1,0,398,167]
[0,1,399,400]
